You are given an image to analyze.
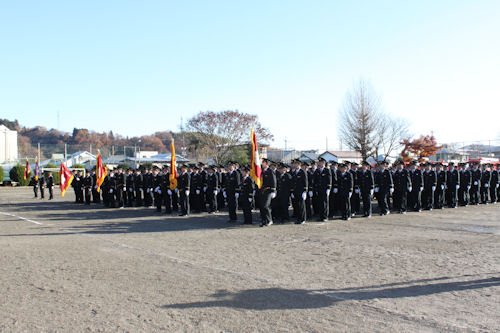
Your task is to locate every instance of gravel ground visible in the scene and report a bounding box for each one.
[1,187,499,332]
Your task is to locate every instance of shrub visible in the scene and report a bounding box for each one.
[0,166,4,183]
[45,163,61,185]
[9,164,30,186]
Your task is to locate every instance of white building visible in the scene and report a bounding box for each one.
[134,151,159,159]
[0,125,18,163]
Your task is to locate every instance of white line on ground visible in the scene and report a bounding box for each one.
[0,211,43,225]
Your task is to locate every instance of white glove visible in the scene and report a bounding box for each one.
[235,193,239,199]
[110,188,114,193]
[175,188,179,193]
[291,193,294,199]
[408,186,412,192]
[390,188,394,194]
[253,190,256,196]
[196,189,200,194]
[326,189,331,196]
[158,190,162,194]
[203,186,207,192]
[308,190,313,197]
[474,181,478,185]
[374,187,379,193]
[432,186,436,191]
[248,198,253,203]
[271,192,277,199]
[445,185,448,189]
[223,191,227,198]
[213,190,217,195]
[354,188,360,194]
[441,185,444,190]
[123,187,126,191]
[94,185,98,189]
[140,188,143,192]
[467,185,470,190]
[349,192,352,198]
[155,186,160,192]
[485,183,489,187]
[130,188,133,192]
[185,190,190,196]
[333,188,338,194]
[456,184,460,189]
[167,189,172,195]
[496,184,499,188]
[420,187,423,192]
[370,189,374,196]
[146,188,150,193]
[301,192,306,201]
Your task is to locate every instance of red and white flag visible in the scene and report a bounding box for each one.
[250,126,262,189]
[60,162,74,197]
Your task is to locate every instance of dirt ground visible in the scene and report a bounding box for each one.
[0,187,499,332]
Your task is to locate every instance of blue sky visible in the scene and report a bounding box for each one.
[1,1,499,150]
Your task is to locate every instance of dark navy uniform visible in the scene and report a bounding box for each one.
[337,170,353,220]
[276,171,292,222]
[225,169,241,221]
[490,168,498,203]
[358,168,374,217]
[39,175,45,199]
[408,168,423,211]
[292,168,308,223]
[240,175,255,224]
[125,172,135,206]
[206,171,219,213]
[422,169,437,210]
[446,167,460,208]
[374,167,393,215]
[314,167,332,221]
[47,175,54,200]
[178,171,191,215]
[83,173,93,205]
[480,169,491,204]
[393,167,411,213]
[133,172,143,207]
[259,166,277,226]
[458,168,471,206]
[434,168,447,209]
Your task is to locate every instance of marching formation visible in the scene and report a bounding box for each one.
[32,158,500,227]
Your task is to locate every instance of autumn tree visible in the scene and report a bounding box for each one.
[401,135,441,162]
[186,110,273,163]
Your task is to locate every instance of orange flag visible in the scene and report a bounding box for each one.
[23,158,31,180]
[169,140,178,190]
[60,162,74,197]
[250,126,262,188]
[95,152,107,193]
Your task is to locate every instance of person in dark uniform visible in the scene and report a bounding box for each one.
[240,167,255,224]
[407,161,423,212]
[374,161,393,215]
[305,161,315,219]
[144,168,153,207]
[46,171,54,200]
[217,165,226,211]
[178,165,191,216]
[422,162,437,210]
[392,161,411,214]
[31,175,38,198]
[125,169,134,207]
[446,162,460,208]
[314,157,332,222]
[205,166,219,214]
[469,162,481,205]
[191,167,203,213]
[115,167,125,208]
[259,158,277,227]
[275,163,291,223]
[108,169,117,208]
[337,163,353,220]
[198,163,207,212]
[225,161,241,222]
[349,162,361,216]
[38,173,45,199]
[309,161,318,217]
[83,170,93,205]
[480,163,491,204]
[292,159,308,224]
[91,169,100,204]
[434,163,447,209]
[161,166,172,214]
[358,161,374,217]
[133,169,143,207]
[458,162,471,206]
[328,162,338,219]
[152,167,163,212]
[489,164,499,203]
[75,170,84,203]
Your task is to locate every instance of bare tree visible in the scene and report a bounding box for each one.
[373,115,410,161]
[338,80,382,161]
[186,110,273,163]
